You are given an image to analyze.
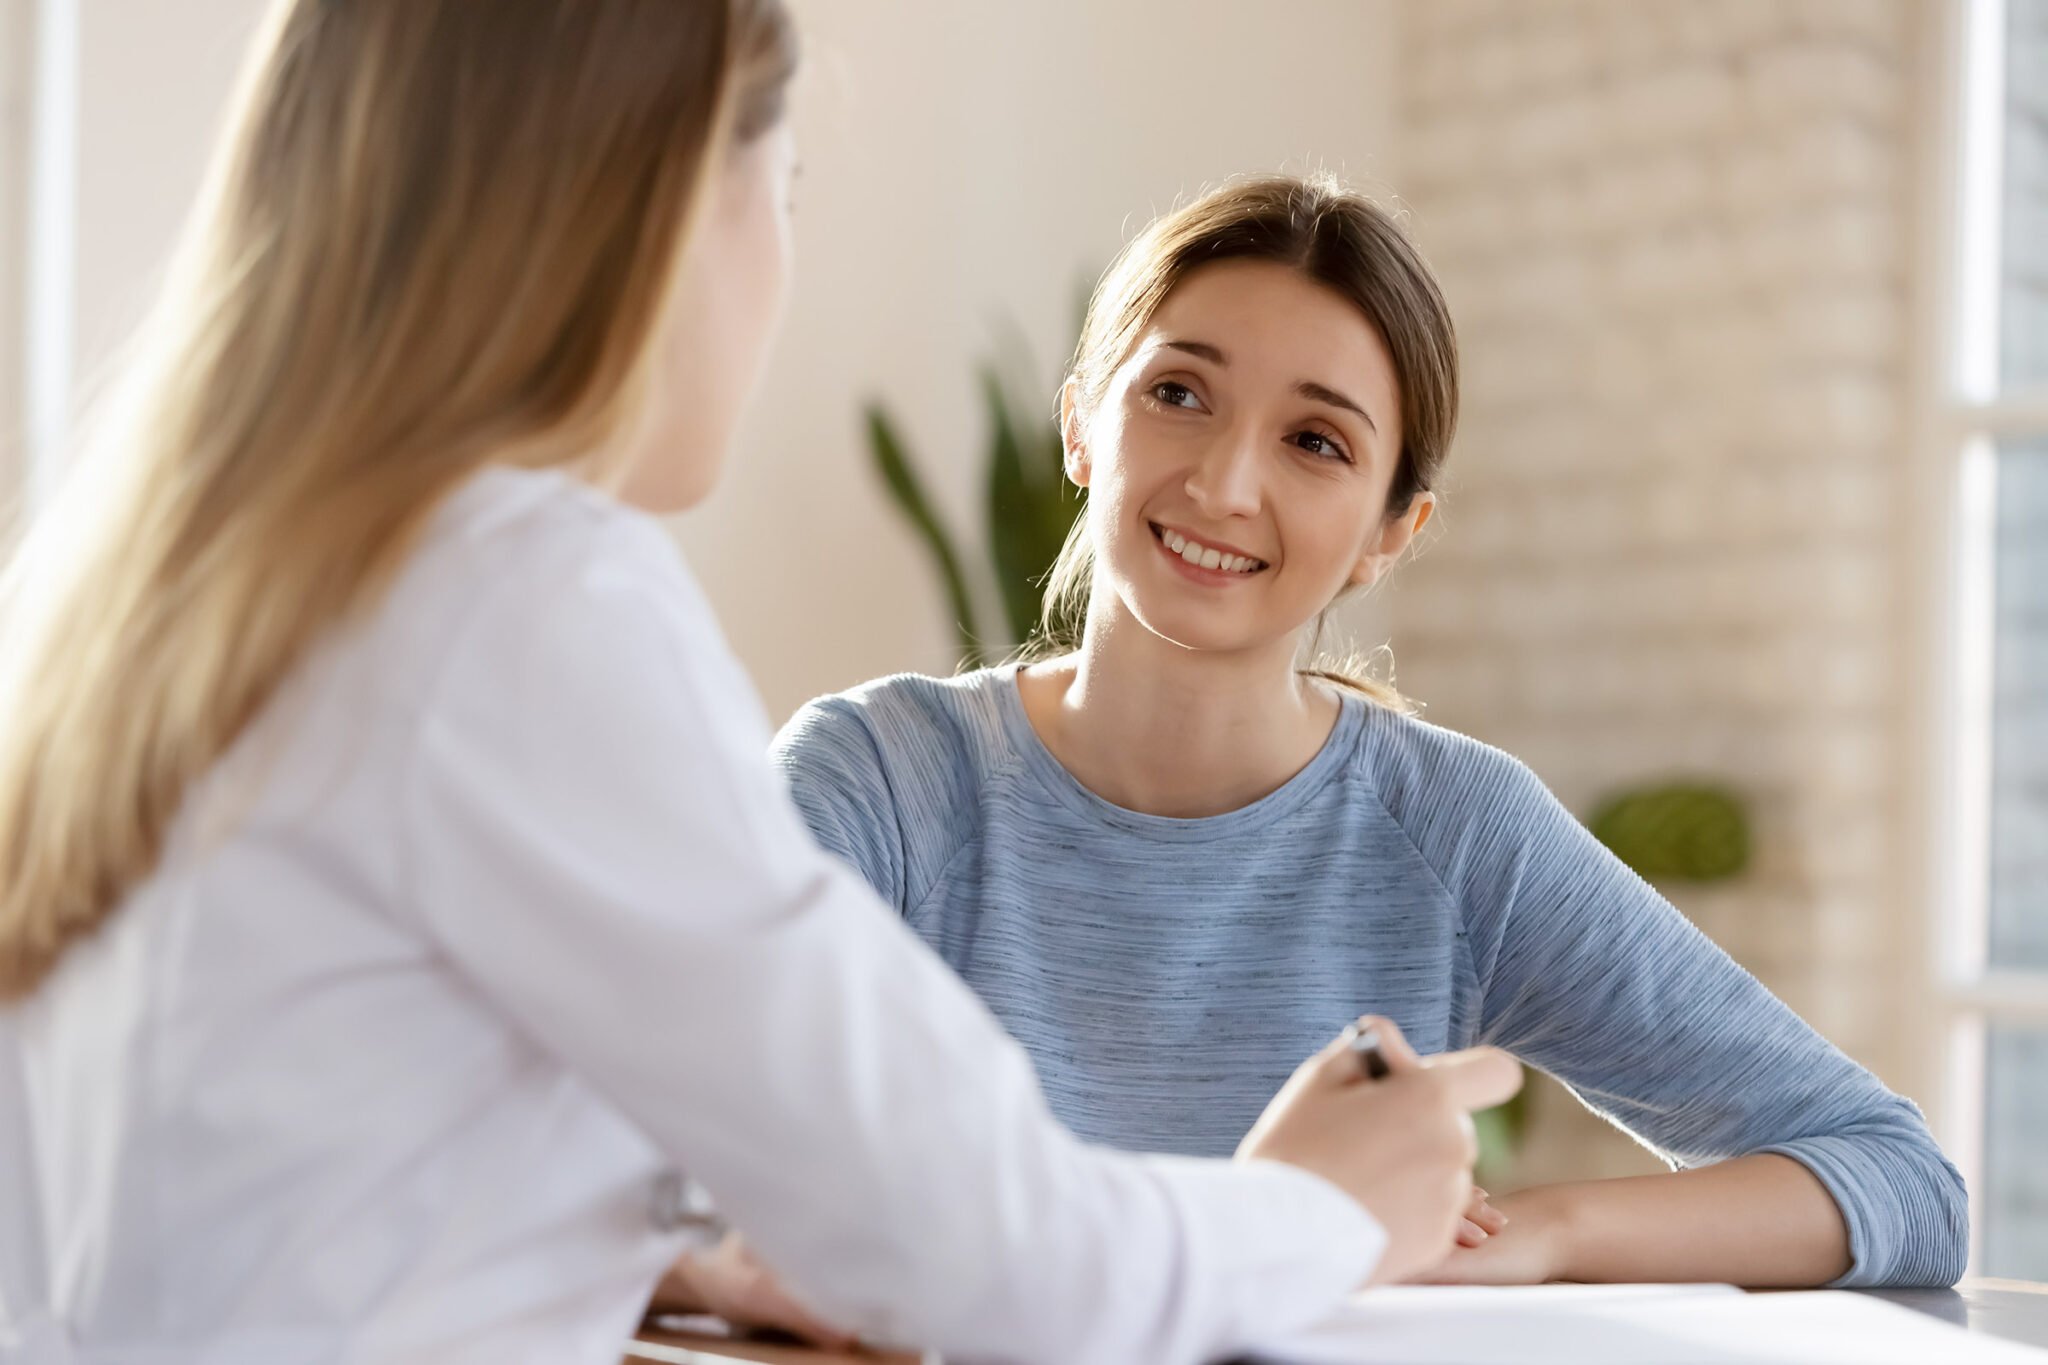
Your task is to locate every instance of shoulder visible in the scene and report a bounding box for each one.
[1346,699,1550,819]
[773,667,1016,789]
[1339,698,1590,903]
[772,670,1019,905]
[1342,699,1636,942]
[370,467,752,725]
[407,467,691,615]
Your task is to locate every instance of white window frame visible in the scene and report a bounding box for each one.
[1920,0,2048,1275]
[2,0,76,516]
[0,0,31,491]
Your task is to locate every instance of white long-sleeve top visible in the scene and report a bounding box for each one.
[0,468,1383,1365]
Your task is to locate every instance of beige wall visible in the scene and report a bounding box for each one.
[688,0,1401,722]
[67,0,261,392]
[38,0,1401,723]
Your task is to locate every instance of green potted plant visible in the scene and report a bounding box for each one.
[866,318,1087,667]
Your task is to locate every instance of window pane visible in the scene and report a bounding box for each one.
[1991,444,2048,970]
[1985,1026,2048,1278]
[2006,0,2048,389]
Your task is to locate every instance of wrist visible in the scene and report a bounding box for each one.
[1497,1185,1585,1283]
[647,1251,713,1315]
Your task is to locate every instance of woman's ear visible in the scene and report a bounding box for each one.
[1349,491,1435,589]
[1059,379,1091,489]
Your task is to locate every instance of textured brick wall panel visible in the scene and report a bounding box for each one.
[1394,0,1917,1182]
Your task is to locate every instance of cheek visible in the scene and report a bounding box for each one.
[672,179,789,413]
[1089,408,1178,507]
[706,193,788,390]
[615,254,765,510]
[685,141,793,396]
[1086,444,1158,560]
[1286,499,1384,589]
[739,179,794,335]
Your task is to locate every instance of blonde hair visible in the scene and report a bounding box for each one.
[0,0,797,999]
[1031,175,1460,709]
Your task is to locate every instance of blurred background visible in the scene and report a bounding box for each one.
[1,0,2042,1279]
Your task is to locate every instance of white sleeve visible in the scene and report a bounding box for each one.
[397,519,1383,1365]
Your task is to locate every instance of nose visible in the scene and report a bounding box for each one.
[1183,425,1263,520]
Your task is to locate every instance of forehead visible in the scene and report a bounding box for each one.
[1136,258,1399,414]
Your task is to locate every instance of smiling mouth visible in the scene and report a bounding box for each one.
[1149,522,1268,575]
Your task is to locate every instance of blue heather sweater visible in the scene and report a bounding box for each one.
[770,666,1968,1287]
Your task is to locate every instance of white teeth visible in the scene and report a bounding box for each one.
[1159,524,1262,573]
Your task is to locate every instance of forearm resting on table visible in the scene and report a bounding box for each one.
[1513,1152,1852,1287]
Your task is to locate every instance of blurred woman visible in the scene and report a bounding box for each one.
[0,8,1520,1363]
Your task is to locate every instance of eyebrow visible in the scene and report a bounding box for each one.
[1164,339,1227,365]
[1161,339,1380,436]
[1298,380,1378,435]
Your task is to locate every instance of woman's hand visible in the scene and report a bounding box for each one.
[1409,1190,1569,1284]
[649,1232,857,1351]
[1237,1016,1523,1286]
[1456,1186,1509,1249]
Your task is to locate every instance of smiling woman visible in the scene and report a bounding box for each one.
[762,172,1970,1311]
[1060,257,1425,683]
[1038,176,1457,707]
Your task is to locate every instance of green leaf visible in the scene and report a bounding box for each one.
[982,368,1043,645]
[982,368,1086,646]
[1026,427,1084,636]
[864,402,984,667]
[1472,1083,1532,1185]
[1589,782,1750,882]
[871,293,1096,657]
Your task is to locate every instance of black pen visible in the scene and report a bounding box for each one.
[1342,1019,1392,1081]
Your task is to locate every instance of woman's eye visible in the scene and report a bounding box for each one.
[1152,380,1200,409]
[1292,430,1351,463]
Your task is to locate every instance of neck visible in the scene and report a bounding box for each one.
[1019,591,1338,819]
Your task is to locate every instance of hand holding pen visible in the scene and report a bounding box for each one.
[1341,1017,1509,1249]
[1237,1015,1523,1286]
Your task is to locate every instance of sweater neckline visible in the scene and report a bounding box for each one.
[990,663,1364,842]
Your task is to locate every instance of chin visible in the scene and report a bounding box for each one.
[615,451,725,516]
[1111,566,1327,660]
[1117,596,1271,657]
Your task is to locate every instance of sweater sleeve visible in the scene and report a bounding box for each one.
[1394,730,1968,1287]
[771,696,909,912]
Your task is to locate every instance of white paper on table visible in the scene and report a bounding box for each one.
[1247,1283,2048,1365]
